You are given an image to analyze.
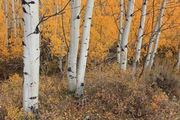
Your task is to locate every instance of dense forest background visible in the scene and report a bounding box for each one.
[0,0,179,70]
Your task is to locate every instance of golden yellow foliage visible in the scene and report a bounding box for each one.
[0,0,179,64]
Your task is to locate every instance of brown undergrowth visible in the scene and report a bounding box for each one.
[0,62,180,120]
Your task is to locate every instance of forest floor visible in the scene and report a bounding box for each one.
[0,62,180,120]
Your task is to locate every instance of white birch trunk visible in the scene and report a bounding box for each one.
[22,0,40,113]
[67,0,81,92]
[132,0,147,73]
[144,0,166,70]
[3,0,8,46]
[117,0,124,63]
[11,0,17,37]
[120,0,135,70]
[75,0,94,98]
[148,0,166,70]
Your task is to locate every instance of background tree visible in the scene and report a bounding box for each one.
[3,0,9,46]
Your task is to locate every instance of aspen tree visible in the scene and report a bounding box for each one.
[133,0,147,73]
[148,0,166,70]
[67,0,81,92]
[120,0,135,70]
[3,0,8,46]
[16,0,21,29]
[117,0,124,64]
[11,0,17,37]
[144,0,166,70]
[75,0,94,98]
[22,0,40,113]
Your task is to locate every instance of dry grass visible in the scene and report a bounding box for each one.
[0,61,180,120]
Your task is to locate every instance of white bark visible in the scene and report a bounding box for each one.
[117,0,124,63]
[11,0,17,37]
[3,0,8,46]
[22,0,40,113]
[148,0,166,70]
[120,0,135,70]
[144,0,166,70]
[133,0,147,73]
[75,0,94,98]
[67,0,81,92]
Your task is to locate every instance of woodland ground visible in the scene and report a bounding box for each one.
[0,59,180,120]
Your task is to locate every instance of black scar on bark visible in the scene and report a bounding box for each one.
[22,7,28,14]
[125,44,128,48]
[68,67,72,72]
[22,0,35,7]
[27,26,40,37]
[81,83,84,86]
[22,41,26,46]
[29,96,37,100]
[29,106,39,114]
[34,26,40,34]
[77,15,80,19]
[24,72,28,75]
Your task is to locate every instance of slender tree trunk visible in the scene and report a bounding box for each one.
[75,0,94,98]
[148,0,166,70]
[144,0,166,70]
[132,0,147,73]
[67,0,81,92]
[16,0,21,30]
[11,0,17,38]
[117,0,124,63]
[22,0,40,113]
[177,48,180,68]
[120,0,135,70]
[3,0,8,46]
